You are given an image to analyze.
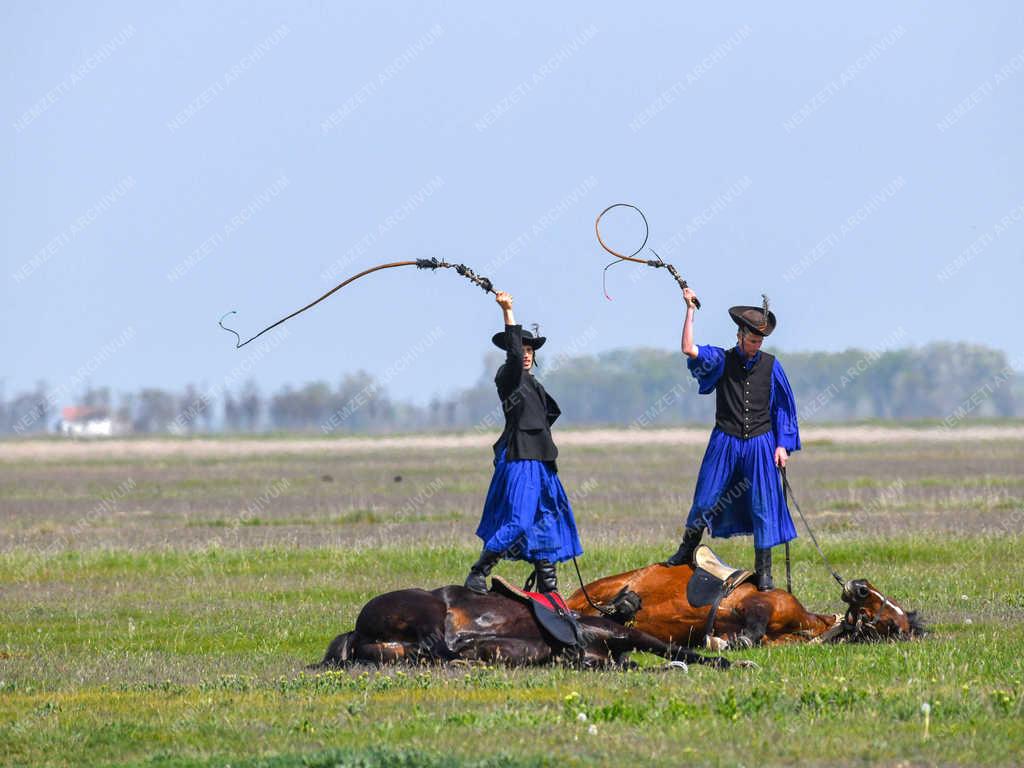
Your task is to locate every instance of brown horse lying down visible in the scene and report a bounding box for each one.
[315,583,730,669]
[567,557,924,650]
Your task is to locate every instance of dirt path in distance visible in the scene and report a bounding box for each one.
[2,424,1021,462]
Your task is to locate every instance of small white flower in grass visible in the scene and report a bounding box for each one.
[961,595,969,601]
[576,712,587,722]
[920,701,931,741]
[588,724,598,736]
[964,618,973,625]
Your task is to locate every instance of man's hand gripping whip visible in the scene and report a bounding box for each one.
[594,203,700,308]
[219,258,497,349]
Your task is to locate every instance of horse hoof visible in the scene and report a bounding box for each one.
[706,636,729,652]
[665,660,689,673]
[734,659,760,669]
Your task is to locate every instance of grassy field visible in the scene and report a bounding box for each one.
[2,432,1023,766]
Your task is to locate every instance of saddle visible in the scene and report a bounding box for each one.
[490,576,584,650]
[686,545,756,645]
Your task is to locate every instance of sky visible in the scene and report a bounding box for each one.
[4,2,1023,406]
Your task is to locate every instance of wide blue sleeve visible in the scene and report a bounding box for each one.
[771,359,801,452]
[686,345,726,394]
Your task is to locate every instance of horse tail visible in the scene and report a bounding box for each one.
[311,631,358,669]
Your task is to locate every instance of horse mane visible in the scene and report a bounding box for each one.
[905,610,927,638]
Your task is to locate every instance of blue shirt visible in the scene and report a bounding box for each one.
[687,344,801,452]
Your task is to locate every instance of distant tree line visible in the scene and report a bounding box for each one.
[1,343,1019,436]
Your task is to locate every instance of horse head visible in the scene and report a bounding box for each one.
[839,578,925,641]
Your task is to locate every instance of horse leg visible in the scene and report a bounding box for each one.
[728,601,772,648]
[762,633,815,646]
[581,617,729,669]
[456,638,553,666]
[354,640,422,664]
[578,648,619,669]
[316,632,425,667]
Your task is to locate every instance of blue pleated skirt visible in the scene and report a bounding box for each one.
[685,428,798,549]
[475,447,583,563]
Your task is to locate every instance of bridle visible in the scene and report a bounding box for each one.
[837,584,906,640]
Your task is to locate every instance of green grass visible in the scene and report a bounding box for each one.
[2,537,1024,767]
[2,436,1023,766]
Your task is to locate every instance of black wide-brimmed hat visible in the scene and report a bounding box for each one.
[492,328,546,350]
[729,305,777,336]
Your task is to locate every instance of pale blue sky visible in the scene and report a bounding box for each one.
[4,2,1022,404]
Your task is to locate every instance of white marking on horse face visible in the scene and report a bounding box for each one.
[869,587,905,616]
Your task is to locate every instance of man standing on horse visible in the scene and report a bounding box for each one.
[464,291,584,596]
[664,287,801,590]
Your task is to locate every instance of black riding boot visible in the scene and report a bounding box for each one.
[533,560,558,593]
[664,526,705,567]
[464,549,501,594]
[755,547,774,591]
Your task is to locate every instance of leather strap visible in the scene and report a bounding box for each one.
[702,570,748,644]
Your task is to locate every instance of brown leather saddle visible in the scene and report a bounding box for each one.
[686,545,756,644]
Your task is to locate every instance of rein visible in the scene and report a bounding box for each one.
[780,470,906,643]
[780,466,845,588]
[219,258,497,348]
[571,556,620,619]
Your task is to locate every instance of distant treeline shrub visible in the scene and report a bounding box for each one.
[1,343,1017,434]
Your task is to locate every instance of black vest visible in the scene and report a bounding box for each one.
[491,324,561,469]
[493,368,560,468]
[715,349,775,440]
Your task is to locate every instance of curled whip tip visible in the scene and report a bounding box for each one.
[602,258,624,301]
[219,310,243,348]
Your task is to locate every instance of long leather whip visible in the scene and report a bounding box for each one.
[219,258,497,348]
[594,203,701,307]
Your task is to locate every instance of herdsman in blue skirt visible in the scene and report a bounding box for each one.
[665,287,801,590]
[464,291,583,595]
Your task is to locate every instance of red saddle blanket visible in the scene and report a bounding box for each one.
[489,576,581,648]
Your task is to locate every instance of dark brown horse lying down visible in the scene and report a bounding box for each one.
[315,581,729,669]
[567,552,924,651]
